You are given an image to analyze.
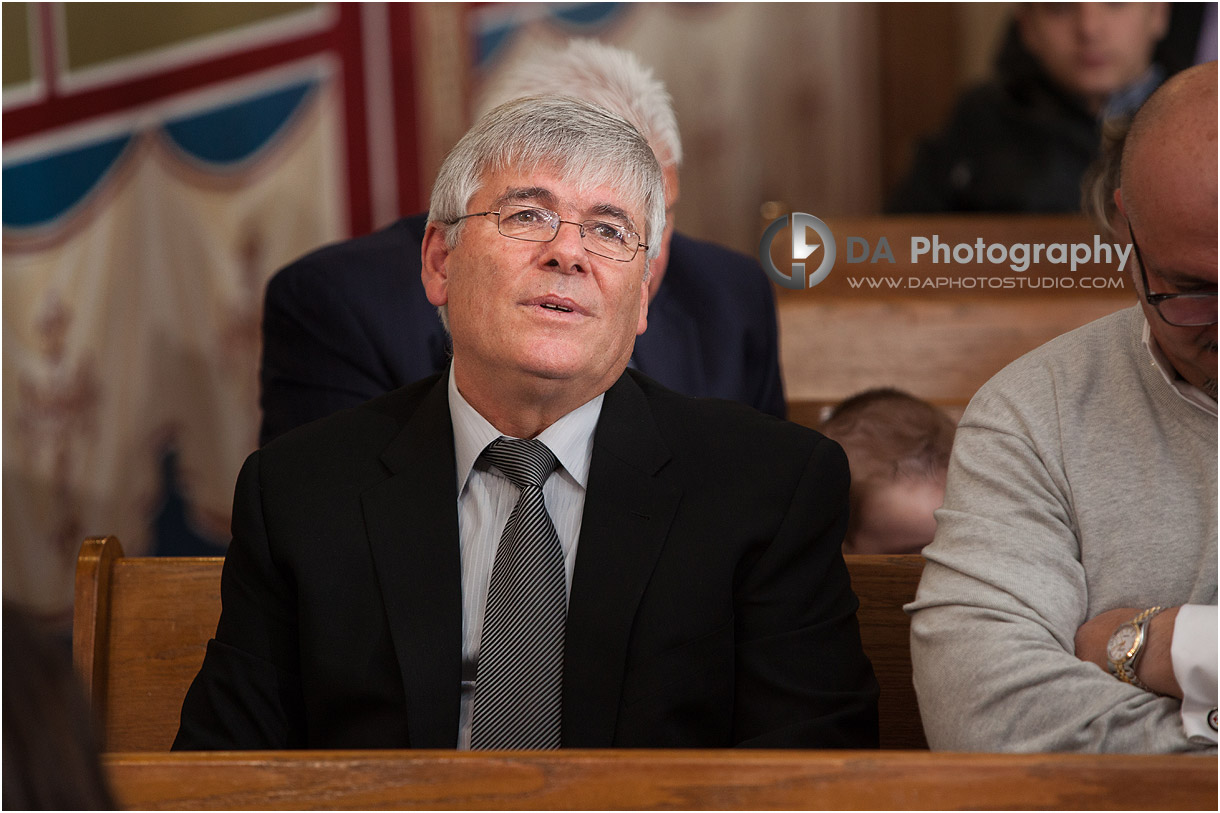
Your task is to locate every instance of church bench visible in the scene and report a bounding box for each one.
[74,536,222,751]
[75,538,926,751]
[103,749,1217,810]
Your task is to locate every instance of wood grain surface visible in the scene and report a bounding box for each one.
[845,555,925,749]
[778,297,1127,404]
[104,749,1218,810]
[74,536,224,751]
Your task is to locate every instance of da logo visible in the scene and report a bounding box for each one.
[758,212,836,289]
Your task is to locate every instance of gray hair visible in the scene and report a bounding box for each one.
[428,96,665,333]
[1081,115,1130,239]
[429,95,665,257]
[476,38,682,168]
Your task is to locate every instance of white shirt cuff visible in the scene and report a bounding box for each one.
[1171,604,1218,743]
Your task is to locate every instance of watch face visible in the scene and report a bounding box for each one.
[1107,624,1140,662]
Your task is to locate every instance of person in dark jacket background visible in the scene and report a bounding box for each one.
[888,3,1170,214]
[3,602,115,810]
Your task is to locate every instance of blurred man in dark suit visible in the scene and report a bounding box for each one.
[260,39,784,446]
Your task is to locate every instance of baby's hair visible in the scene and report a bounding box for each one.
[820,388,956,485]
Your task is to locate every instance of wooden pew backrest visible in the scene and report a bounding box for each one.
[74,539,926,750]
[773,215,1133,408]
[845,554,924,748]
[74,536,223,751]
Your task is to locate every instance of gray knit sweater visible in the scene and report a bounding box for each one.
[909,304,1217,753]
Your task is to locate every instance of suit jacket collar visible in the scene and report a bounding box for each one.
[362,369,682,748]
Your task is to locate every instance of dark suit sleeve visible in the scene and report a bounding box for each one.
[646,235,787,418]
[259,217,451,446]
[259,261,401,446]
[174,451,306,749]
[749,275,786,419]
[732,436,879,747]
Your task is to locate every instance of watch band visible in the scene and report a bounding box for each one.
[1109,606,1165,691]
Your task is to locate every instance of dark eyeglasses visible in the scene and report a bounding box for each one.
[1128,224,1217,327]
[445,204,647,262]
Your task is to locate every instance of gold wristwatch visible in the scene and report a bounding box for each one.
[1105,606,1165,691]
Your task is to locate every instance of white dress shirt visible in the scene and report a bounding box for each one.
[447,368,603,748]
[1143,319,1218,418]
[1143,319,1218,743]
[1172,605,1219,743]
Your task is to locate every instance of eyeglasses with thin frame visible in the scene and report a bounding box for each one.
[445,204,648,262]
[1127,223,1217,327]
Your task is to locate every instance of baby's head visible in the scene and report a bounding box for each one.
[820,389,956,555]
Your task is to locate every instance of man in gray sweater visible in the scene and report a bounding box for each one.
[908,62,1217,753]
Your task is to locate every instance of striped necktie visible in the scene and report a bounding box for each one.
[470,437,565,749]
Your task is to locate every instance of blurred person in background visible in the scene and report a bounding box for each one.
[888,2,1170,213]
[3,601,116,809]
[820,389,956,556]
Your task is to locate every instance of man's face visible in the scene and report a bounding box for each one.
[1018,3,1168,111]
[1127,207,1218,399]
[423,165,650,398]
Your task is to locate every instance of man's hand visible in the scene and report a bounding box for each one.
[1075,606,1183,699]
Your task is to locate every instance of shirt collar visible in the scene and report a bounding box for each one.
[448,366,605,495]
[1141,316,1217,418]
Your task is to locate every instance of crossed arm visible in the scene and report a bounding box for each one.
[909,392,1215,753]
[1075,606,1182,699]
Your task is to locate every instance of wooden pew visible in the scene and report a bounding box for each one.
[846,554,924,748]
[74,536,223,751]
[104,749,1218,810]
[773,215,1133,421]
[74,538,928,751]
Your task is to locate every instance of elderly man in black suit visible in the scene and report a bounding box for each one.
[258,39,785,447]
[174,95,878,750]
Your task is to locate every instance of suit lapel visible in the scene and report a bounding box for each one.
[362,374,463,747]
[562,372,681,747]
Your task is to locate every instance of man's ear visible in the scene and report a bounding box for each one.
[1114,188,1127,221]
[421,223,452,307]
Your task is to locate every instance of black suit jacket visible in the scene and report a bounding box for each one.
[258,214,785,446]
[176,371,878,749]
